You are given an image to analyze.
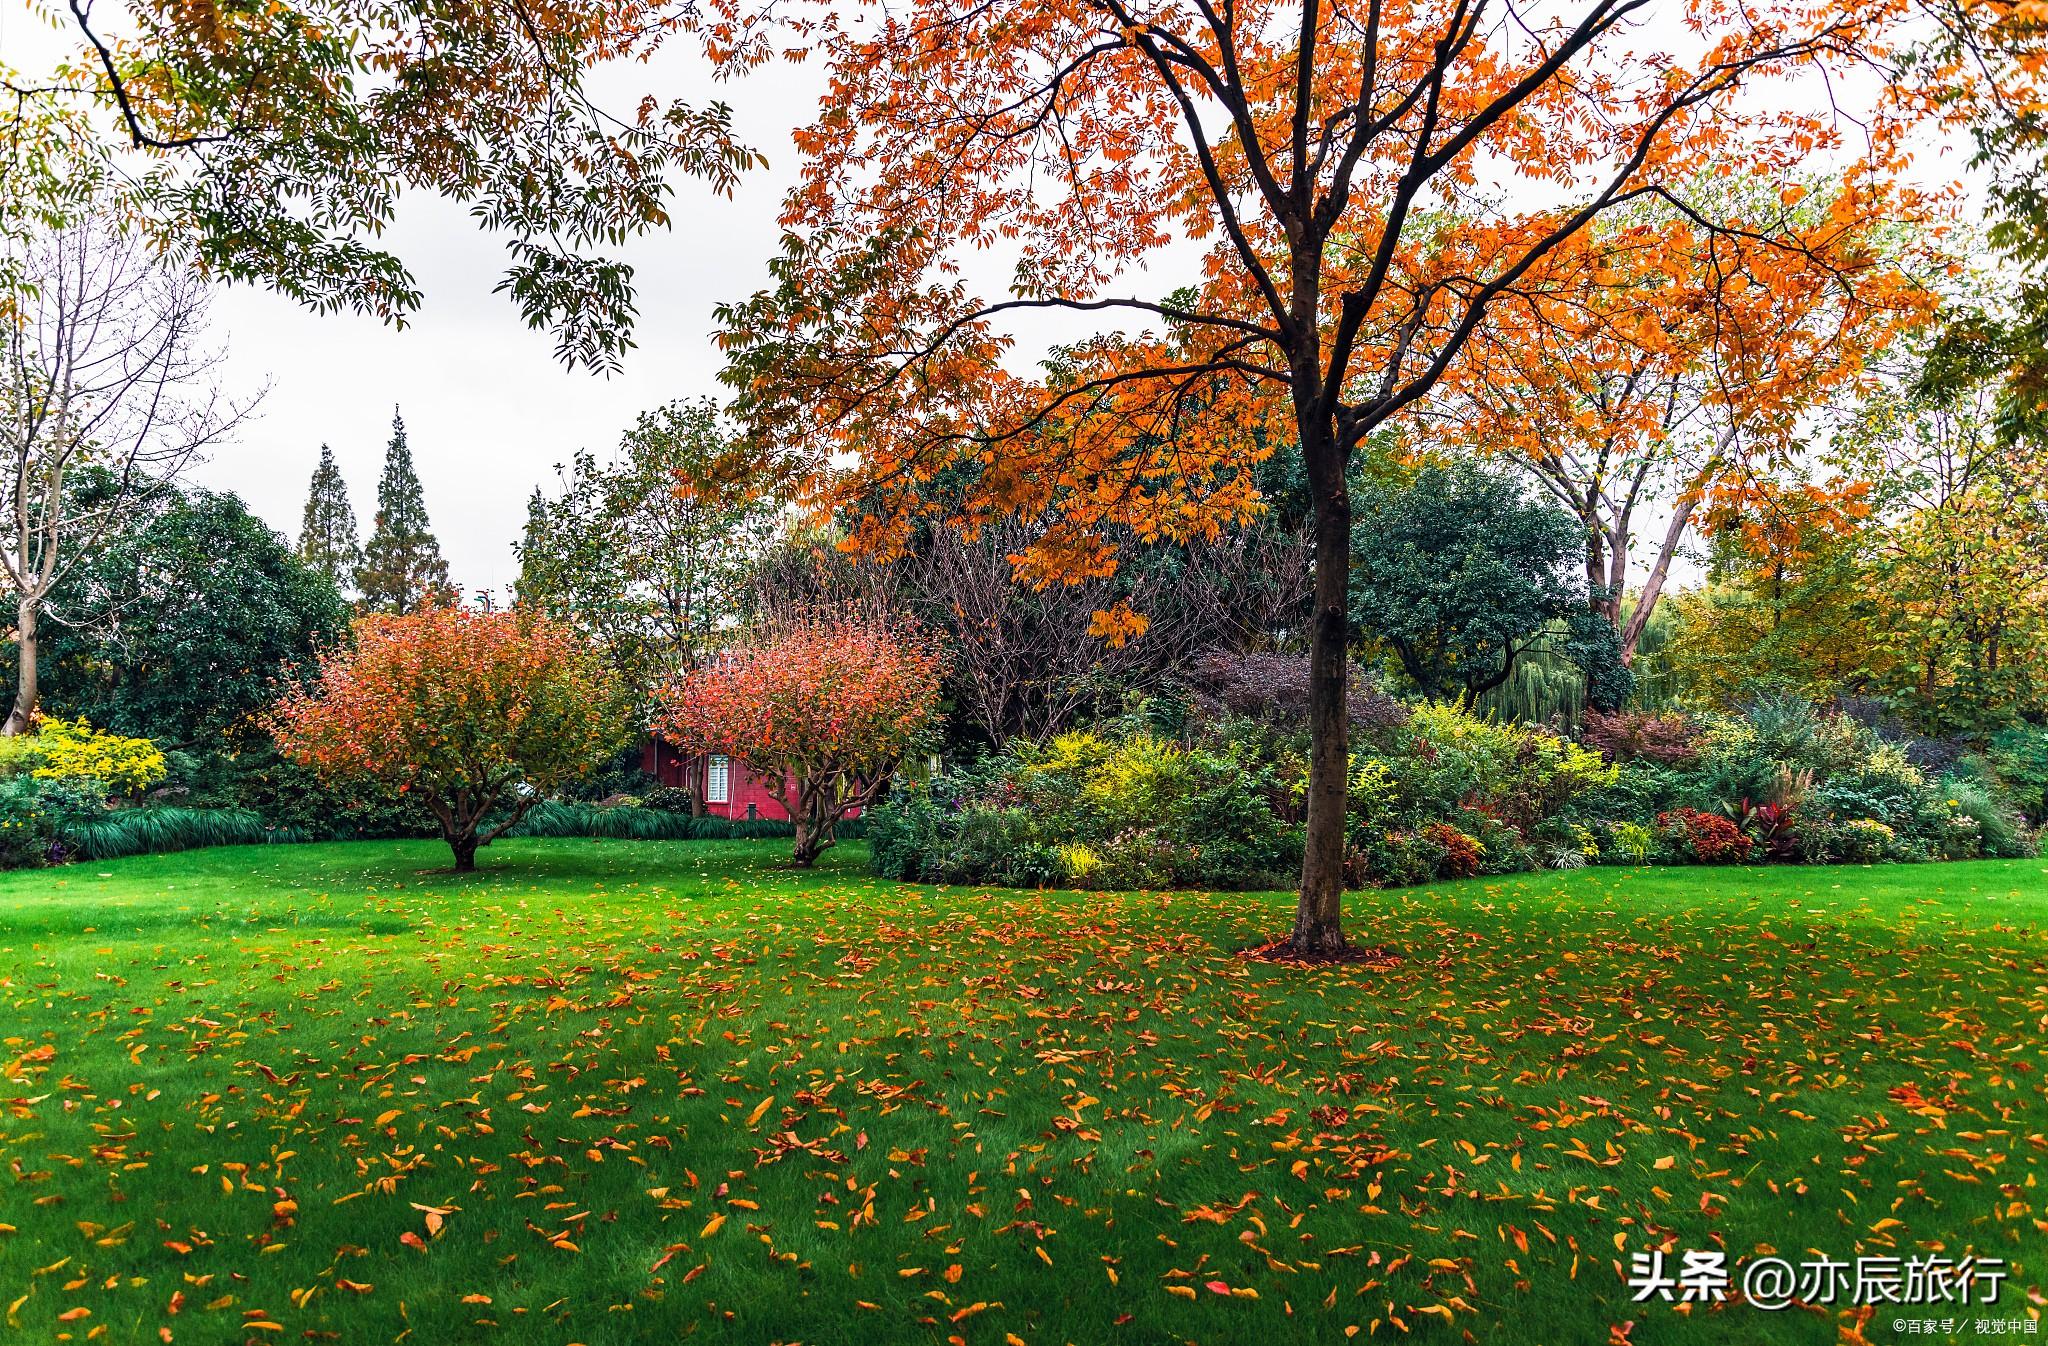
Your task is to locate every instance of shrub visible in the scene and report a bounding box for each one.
[1658,808,1753,863]
[1583,709,1701,765]
[639,785,699,814]
[1185,651,1410,731]
[1359,830,1442,888]
[218,743,436,841]
[1395,703,1616,834]
[0,777,105,868]
[503,802,812,841]
[1422,821,1483,877]
[1607,820,1655,864]
[1938,777,2028,858]
[1986,724,2048,823]
[0,717,167,795]
[1834,817,1896,863]
[867,731,1296,890]
[1725,798,1800,861]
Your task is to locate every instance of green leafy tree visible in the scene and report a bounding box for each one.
[1836,369,2048,731]
[516,400,777,696]
[296,444,361,596]
[1350,462,1627,710]
[28,486,348,745]
[357,410,454,615]
[1,0,761,372]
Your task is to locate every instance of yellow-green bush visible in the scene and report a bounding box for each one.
[0,717,168,795]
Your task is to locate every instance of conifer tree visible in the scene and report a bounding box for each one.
[296,444,362,594]
[356,409,454,614]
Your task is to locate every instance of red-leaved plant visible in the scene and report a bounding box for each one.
[654,617,946,866]
[1657,808,1754,864]
[1422,822,1484,879]
[269,607,628,870]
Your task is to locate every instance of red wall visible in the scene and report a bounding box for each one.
[640,740,862,820]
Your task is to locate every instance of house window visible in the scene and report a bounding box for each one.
[706,755,731,804]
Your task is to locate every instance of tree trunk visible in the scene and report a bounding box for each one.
[683,756,707,816]
[449,833,479,871]
[791,812,826,867]
[4,597,38,737]
[1287,473,1353,957]
[441,793,482,872]
[1619,436,1730,663]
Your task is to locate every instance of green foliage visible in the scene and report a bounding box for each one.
[1336,703,1612,884]
[356,410,455,615]
[209,742,437,842]
[503,802,824,841]
[1351,463,1626,709]
[62,807,310,861]
[297,444,363,594]
[878,695,2040,893]
[516,400,778,697]
[868,731,1300,890]
[1985,723,2048,822]
[34,487,349,745]
[639,785,701,814]
[3,0,760,374]
[0,777,105,867]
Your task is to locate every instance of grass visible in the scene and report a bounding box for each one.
[60,808,314,862]
[0,839,2041,1345]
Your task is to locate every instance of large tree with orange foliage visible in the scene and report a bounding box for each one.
[1442,177,1937,665]
[707,0,1997,954]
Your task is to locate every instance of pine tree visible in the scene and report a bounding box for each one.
[356,408,454,614]
[296,443,362,593]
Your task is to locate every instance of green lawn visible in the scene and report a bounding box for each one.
[0,840,2041,1344]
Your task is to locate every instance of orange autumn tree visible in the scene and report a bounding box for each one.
[710,0,1975,955]
[653,618,947,866]
[1444,176,1939,664]
[271,607,629,871]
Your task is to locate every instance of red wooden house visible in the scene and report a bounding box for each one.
[640,740,866,821]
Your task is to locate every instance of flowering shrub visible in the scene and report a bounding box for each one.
[1935,809,1982,860]
[0,717,167,795]
[1658,808,1753,863]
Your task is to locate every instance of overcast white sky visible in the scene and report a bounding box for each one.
[179,50,841,600]
[2,4,1994,600]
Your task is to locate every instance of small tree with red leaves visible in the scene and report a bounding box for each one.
[270,607,629,871]
[655,618,945,866]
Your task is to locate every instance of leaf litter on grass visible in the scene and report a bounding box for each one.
[0,841,2039,1344]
